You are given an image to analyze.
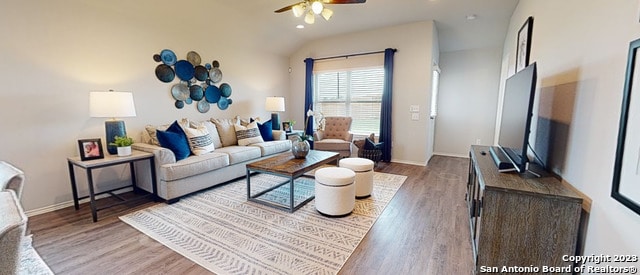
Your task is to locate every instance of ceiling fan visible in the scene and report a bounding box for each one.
[275,0,366,24]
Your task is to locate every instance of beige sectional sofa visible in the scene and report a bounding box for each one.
[133,117,291,203]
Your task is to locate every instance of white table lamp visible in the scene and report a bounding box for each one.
[90,90,137,154]
[265,96,285,130]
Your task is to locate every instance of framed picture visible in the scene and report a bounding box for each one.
[78,138,104,161]
[516,16,534,72]
[612,38,640,215]
[282,122,291,133]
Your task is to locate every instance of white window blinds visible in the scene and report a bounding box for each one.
[313,54,384,135]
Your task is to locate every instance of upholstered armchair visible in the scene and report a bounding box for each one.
[313,117,353,158]
[0,161,27,274]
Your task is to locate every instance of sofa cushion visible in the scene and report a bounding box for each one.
[211,118,239,147]
[181,123,215,156]
[214,146,262,165]
[156,121,191,161]
[256,119,274,141]
[250,140,291,156]
[160,152,229,181]
[234,121,264,146]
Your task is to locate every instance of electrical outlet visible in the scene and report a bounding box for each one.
[410,105,420,112]
[411,113,420,120]
[476,139,481,144]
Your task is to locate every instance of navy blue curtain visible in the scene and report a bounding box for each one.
[380,48,396,162]
[304,58,314,137]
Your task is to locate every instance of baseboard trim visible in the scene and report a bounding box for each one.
[432,152,469,158]
[390,159,427,166]
[24,188,133,217]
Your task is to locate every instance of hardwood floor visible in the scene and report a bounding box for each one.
[27,155,474,275]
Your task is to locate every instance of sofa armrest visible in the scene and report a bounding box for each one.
[272,130,286,141]
[0,161,24,200]
[132,143,176,166]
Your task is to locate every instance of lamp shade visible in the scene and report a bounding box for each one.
[89,91,137,118]
[265,96,285,112]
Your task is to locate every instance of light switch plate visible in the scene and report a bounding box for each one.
[410,105,420,112]
[411,113,420,120]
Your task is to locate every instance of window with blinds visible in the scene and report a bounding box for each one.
[313,67,384,135]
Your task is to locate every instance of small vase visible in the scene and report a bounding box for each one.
[291,139,310,159]
[117,146,132,157]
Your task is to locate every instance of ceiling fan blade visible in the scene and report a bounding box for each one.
[324,0,366,4]
[274,1,305,13]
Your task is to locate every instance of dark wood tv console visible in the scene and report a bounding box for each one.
[467,145,582,274]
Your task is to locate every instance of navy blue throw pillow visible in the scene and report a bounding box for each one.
[364,138,378,150]
[156,121,191,161]
[257,119,274,141]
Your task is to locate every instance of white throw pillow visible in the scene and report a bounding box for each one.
[180,121,215,155]
[201,120,223,149]
[234,121,264,146]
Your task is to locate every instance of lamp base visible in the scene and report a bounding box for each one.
[271,113,281,130]
[105,120,126,155]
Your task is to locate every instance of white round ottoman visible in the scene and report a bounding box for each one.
[315,167,356,217]
[339,157,374,199]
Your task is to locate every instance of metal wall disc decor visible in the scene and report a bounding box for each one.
[174,60,194,81]
[171,83,189,101]
[220,83,232,97]
[155,64,175,83]
[205,85,221,103]
[194,65,209,81]
[190,85,204,101]
[154,49,231,113]
[160,49,177,66]
[209,68,223,83]
[187,51,201,66]
[197,99,210,113]
[217,97,229,110]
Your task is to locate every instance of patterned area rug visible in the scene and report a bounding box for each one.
[120,172,406,275]
[20,235,54,275]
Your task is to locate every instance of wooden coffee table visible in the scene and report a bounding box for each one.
[246,150,340,212]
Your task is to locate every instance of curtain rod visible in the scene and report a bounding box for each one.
[312,48,397,62]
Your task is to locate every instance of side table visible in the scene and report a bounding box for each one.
[67,150,157,222]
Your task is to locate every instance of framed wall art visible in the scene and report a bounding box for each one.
[612,38,640,215]
[516,16,534,72]
[78,138,104,161]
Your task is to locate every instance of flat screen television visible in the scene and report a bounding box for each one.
[495,62,537,173]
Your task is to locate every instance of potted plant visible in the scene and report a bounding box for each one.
[110,135,134,156]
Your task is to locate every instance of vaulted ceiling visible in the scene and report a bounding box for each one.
[223,0,519,55]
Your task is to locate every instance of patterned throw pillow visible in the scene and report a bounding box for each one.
[234,121,264,146]
[180,122,215,155]
[144,124,170,146]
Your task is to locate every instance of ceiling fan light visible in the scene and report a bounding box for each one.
[292,4,305,17]
[311,1,324,14]
[321,8,333,20]
[304,10,315,24]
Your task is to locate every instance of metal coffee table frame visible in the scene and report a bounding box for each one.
[246,150,339,212]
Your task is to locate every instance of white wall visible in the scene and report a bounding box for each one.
[435,48,502,157]
[0,1,289,212]
[289,21,437,165]
[503,0,640,263]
